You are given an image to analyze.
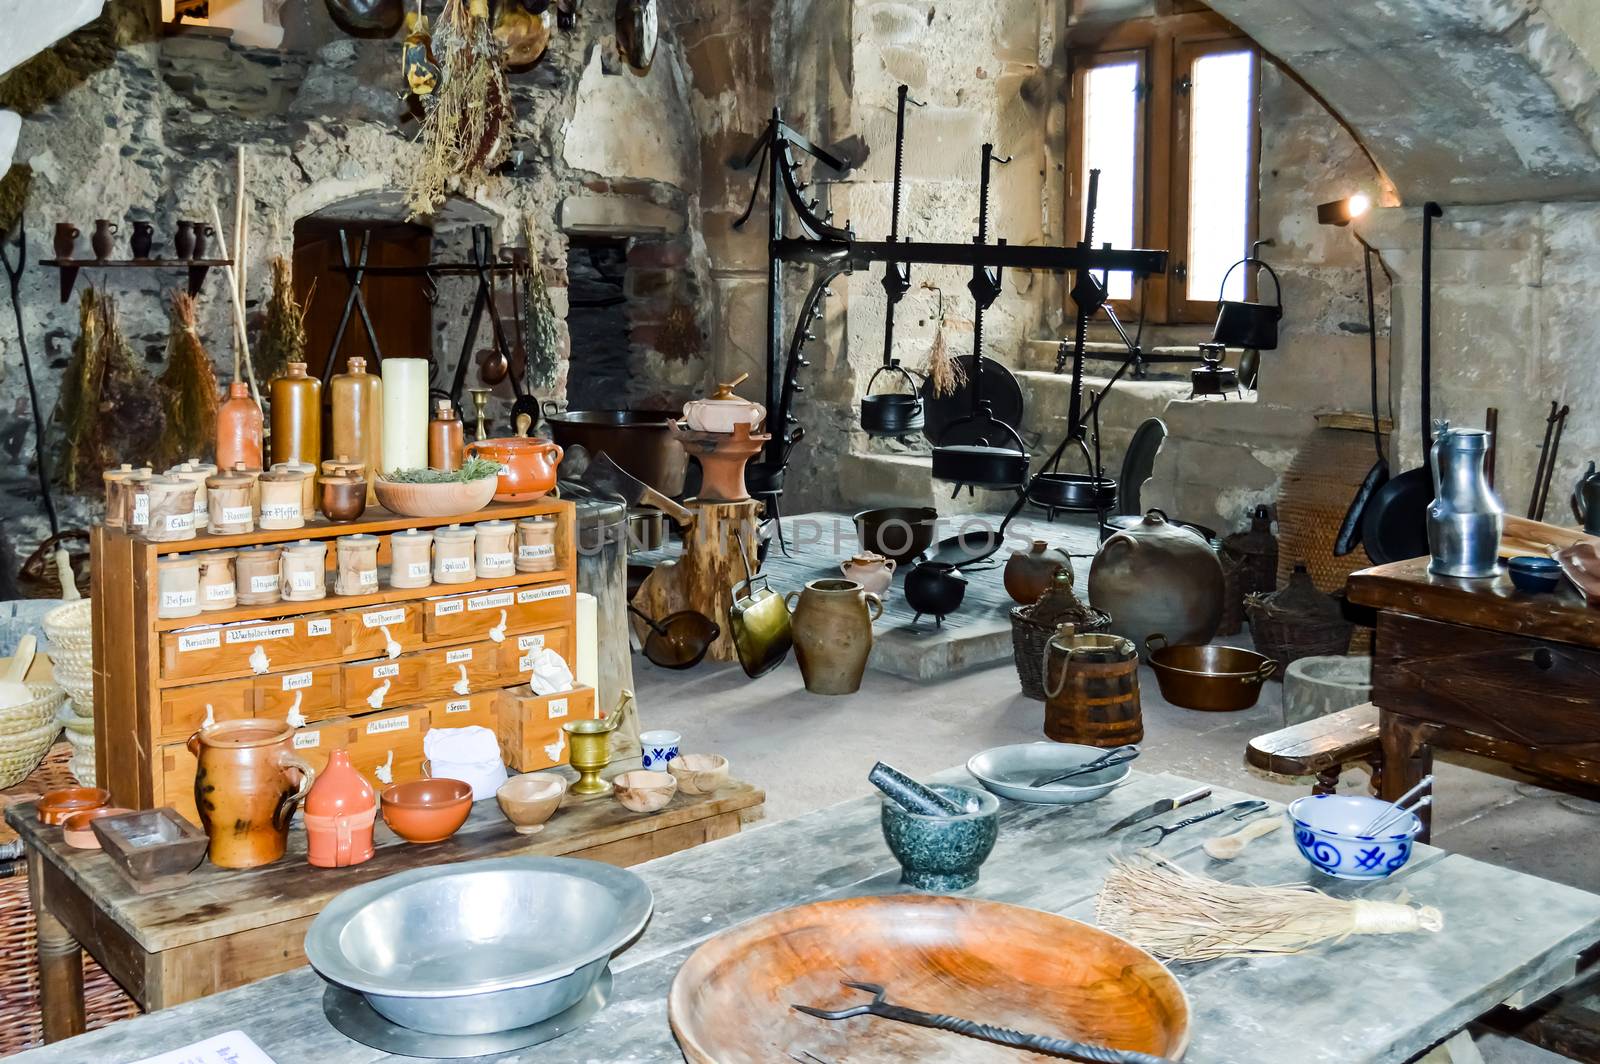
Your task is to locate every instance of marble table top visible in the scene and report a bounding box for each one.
[16,767,1600,1063]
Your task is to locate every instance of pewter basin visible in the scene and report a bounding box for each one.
[304,856,653,1036]
[966,743,1131,805]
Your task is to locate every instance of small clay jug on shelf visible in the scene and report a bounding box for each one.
[173,220,195,260]
[192,222,214,259]
[91,220,119,261]
[52,222,79,259]
[304,748,377,869]
[840,552,895,598]
[188,720,315,869]
[784,578,882,696]
[1004,539,1070,605]
[130,220,154,259]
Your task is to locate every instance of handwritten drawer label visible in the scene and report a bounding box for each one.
[468,591,514,612]
[434,600,465,617]
[363,607,405,629]
[547,697,569,720]
[517,634,546,652]
[366,715,409,735]
[518,654,536,672]
[307,619,332,637]
[226,622,293,645]
[444,699,473,714]
[517,584,571,604]
[249,575,280,594]
[372,663,400,679]
[204,582,236,602]
[446,648,473,664]
[281,671,313,691]
[220,506,253,525]
[293,731,321,749]
[177,630,220,653]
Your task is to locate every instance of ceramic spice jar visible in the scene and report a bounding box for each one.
[474,519,516,577]
[303,747,377,868]
[280,540,328,602]
[195,549,238,611]
[206,465,257,535]
[235,546,283,605]
[389,529,434,590]
[515,515,558,573]
[143,475,199,542]
[433,524,477,584]
[156,555,202,619]
[270,460,318,517]
[258,469,307,530]
[166,461,213,527]
[101,464,149,529]
[335,534,380,596]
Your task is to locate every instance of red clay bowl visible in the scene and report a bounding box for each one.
[38,787,112,827]
[381,779,473,843]
[62,806,134,849]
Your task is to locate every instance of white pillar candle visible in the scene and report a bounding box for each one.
[576,591,599,693]
[380,358,430,472]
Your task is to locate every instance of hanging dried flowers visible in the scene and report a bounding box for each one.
[56,287,164,493]
[156,291,221,469]
[257,255,309,387]
[922,281,964,398]
[406,0,513,218]
[520,215,560,392]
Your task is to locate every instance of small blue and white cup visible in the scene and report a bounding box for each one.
[640,730,682,770]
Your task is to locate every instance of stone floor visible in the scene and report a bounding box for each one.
[631,611,1598,1062]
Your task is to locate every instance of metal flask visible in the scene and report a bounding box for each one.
[1427,421,1503,579]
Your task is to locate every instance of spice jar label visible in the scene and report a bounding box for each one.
[547,698,569,720]
[250,575,280,593]
[178,630,221,652]
[293,730,320,749]
[261,503,301,521]
[517,584,571,604]
[226,622,294,644]
[165,512,194,532]
[282,671,313,691]
[289,571,319,592]
[481,552,514,569]
[161,589,197,609]
[358,569,378,587]
[363,608,406,628]
[406,562,430,579]
[468,591,514,612]
[372,663,400,679]
[518,544,556,560]
[518,634,546,652]
[366,715,409,735]
[221,506,253,525]
[132,494,149,524]
[446,648,473,664]
[439,557,472,574]
[444,699,472,714]
[307,619,332,637]
[204,582,236,602]
[434,600,465,616]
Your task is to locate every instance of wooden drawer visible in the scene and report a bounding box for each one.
[502,626,575,683]
[157,679,254,743]
[423,582,574,643]
[415,640,509,703]
[254,664,344,726]
[343,602,425,659]
[161,614,347,682]
[426,690,499,732]
[341,653,429,715]
[496,685,597,772]
[157,716,354,825]
[345,706,429,790]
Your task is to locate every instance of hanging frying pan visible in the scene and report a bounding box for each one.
[1334,244,1388,556]
[1361,202,1444,565]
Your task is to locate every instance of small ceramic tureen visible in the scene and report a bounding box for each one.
[683,372,766,434]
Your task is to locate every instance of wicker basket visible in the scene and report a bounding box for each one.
[1011,605,1112,701]
[1276,424,1376,593]
[1245,565,1354,679]
[42,599,92,652]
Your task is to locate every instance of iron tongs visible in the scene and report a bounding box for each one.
[1136,800,1268,846]
[792,981,1176,1064]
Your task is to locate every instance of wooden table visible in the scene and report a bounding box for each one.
[1348,555,1600,839]
[5,769,763,1043]
[11,767,1600,1063]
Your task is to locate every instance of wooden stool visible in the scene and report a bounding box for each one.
[1246,703,1383,795]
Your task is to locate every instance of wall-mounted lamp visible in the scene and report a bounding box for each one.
[1317,193,1371,227]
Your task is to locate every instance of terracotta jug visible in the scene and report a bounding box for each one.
[840,552,895,598]
[330,356,383,502]
[216,380,264,471]
[303,748,377,868]
[784,578,882,695]
[269,361,322,468]
[188,720,315,869]
[1004,539,1070,606]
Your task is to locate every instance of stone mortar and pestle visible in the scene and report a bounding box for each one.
[870,762,999,891]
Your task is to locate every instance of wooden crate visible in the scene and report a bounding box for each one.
[497,685,598,772]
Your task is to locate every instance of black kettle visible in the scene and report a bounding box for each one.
[1210,254,1282,351]
[904,561,968,626]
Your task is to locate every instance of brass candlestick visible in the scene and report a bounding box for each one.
[468,387,492,441]
[563,717,616,796]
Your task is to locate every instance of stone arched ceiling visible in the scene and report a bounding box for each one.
[1204,0,1600,204]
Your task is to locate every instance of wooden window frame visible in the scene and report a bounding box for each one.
[1065,11,1261,325]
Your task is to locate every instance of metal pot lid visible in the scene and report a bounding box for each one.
[919,356,1024,445]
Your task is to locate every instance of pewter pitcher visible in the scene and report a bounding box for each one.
[1427,421,1503,579]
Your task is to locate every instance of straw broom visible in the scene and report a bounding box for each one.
[1096,853,1443,962]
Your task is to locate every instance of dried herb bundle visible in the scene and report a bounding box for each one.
[257,255,308,387]
[156,291,220,468]
[521,224,559,392]
[406,0,513,217]
[381,457,500,484]
[926,320,964,398]
[56,288,163,493]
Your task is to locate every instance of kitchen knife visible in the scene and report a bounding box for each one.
[1103,786,1212,835]
[580,452,694,526]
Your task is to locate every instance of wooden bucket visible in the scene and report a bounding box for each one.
[1043,631,1143,747]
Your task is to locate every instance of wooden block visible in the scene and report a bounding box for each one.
[497,685,598,771]
[157,679,255,742]
[160,613,348,682]
[415,640,507,703]
[253,663,344,725]
[423,581,574,643]
[503,625,575,682]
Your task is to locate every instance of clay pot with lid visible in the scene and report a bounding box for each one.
[465,412,563,502]
[683,371,765,433]
[206,465,257,535]
[1004,539,1071,606]
[304,748,377,868]
[1088,509,1224,654]
[320,471,368,523]
[188,719,316,869]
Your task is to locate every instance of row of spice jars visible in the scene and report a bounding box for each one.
[106,457,373,541]
[152,517,559,618]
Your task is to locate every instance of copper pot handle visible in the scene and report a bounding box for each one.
[1245,661,1277,685]
[273,751,317,831]
[1145,633,1169,654]
[864,592,883,622]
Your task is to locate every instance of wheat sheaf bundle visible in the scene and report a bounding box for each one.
[407,0,512,217]
[1096,853,1443,962]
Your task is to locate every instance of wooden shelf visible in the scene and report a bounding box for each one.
[39,257,234,303]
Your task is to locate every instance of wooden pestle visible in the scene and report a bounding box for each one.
[868,762,965,817]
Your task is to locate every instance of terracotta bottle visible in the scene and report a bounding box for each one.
[216,380,264,471]
[304,748,376,868]
[269,361,322,468]
[428,399,464,471]
[330,356,383,501]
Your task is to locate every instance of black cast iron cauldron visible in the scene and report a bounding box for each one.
[861,362,925,438]
[904,560,968,626]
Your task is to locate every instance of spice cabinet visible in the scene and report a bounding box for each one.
[92,499,580,822]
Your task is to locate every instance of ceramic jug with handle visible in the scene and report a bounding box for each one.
[303,748,376,868]
[785,578,882,695]
[1426,420,1502,579]
[840,552,895,597]
[188,720,315,868]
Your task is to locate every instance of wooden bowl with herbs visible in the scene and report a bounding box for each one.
[374,459,501,518]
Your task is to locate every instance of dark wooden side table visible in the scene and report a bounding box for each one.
[1348,556,1600,841]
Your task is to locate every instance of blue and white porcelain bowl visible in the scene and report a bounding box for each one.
[1287,794,1421,881]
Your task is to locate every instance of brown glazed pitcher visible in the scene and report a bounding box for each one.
[188,720,316,868]
[785,578,882,696]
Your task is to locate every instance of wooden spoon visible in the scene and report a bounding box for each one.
[1202,817,1281,861]
[0,634,37,710]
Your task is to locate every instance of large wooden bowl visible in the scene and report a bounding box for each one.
[372,475,498,518]
[669,894,1189,1062]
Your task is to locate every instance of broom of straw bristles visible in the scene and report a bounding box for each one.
[1095,854,1443,962]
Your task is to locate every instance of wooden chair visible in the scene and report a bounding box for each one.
[1246,703,1382,795]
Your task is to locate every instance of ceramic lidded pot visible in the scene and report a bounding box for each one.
[206,465,257,535]
[258,469,307,531]
[840,552,895,598]
[1088,509,1224,653]
[280,539,329,602]
[235,546,283,605]
[683,372,766,433]
[156,555,201,620]
[188,719,316,869]
[465,413,564,502]
[143,475,199,542]
[433,524,477,584]
[390,529,434,589]
[122,467,154,531]
[516,515,558,573]
[101,464,150,529]
[195,549,238,612]
[474,519,516,577]
[320,471,368,523]
[304,748,377,868]
[166,461,213,525]
[335,534,381,596]
[784,578,883,696]
[270,460,318,517]
[1004,539,1071,606]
